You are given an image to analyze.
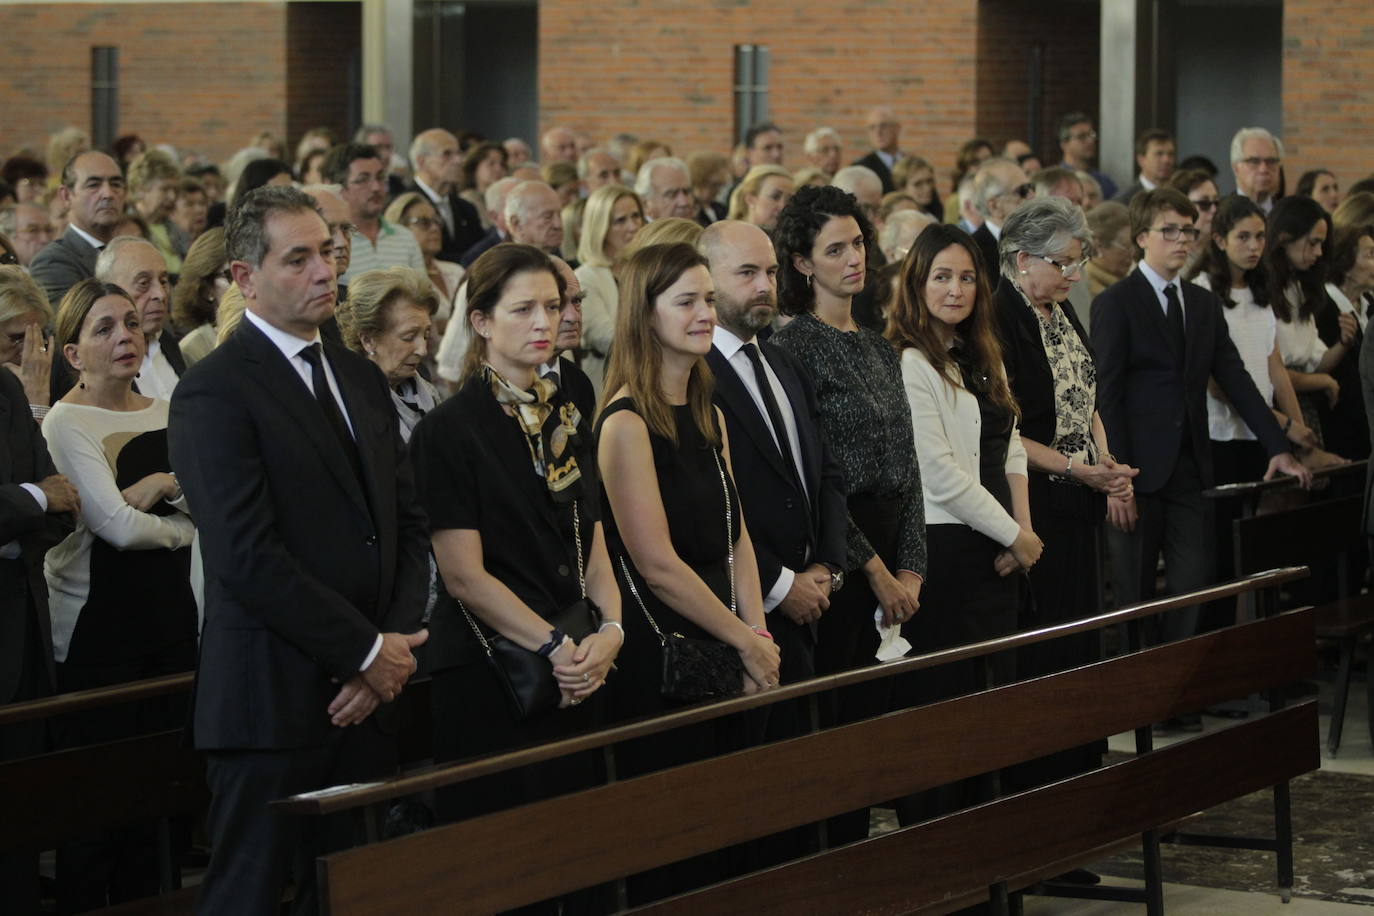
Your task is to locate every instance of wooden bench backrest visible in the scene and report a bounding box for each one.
[637,703,1318,916]
[316,607,1315,915]
[1234,494,1362,575]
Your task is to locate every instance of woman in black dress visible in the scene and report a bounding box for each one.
[596,241,779,902]
[770,184,926,846]
[408,244,624,898]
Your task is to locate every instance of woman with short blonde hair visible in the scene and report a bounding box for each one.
[127,150,184,273]
[726,164,794,231]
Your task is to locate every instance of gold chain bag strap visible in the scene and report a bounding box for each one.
[459,501,602,719]
[619,447,744,703]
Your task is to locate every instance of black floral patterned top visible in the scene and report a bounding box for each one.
[1014,285,1098,476]
[770,311,928,576]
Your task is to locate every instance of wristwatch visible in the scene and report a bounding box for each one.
[826,564,845,594]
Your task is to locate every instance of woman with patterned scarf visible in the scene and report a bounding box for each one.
[407,244,623,872]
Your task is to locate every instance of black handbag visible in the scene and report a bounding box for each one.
[619,447,744,703]
[459,502,601,720]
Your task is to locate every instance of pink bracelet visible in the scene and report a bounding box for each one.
[751,626,774,641]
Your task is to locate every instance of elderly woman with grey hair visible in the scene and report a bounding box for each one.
[335,266,443,442]
[992,196,1138,799]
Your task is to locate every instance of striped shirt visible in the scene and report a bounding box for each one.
[340,218,425,284]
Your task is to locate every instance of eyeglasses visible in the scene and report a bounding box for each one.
[1001,183,1035,201]
[1034,253,1091,278]
[1239,157,1281,169]
[1070,130,1097,141]
[328,221,358,237]
[1149,225,1202,242]
[405,217,442,230]
[1191,197,1219,211]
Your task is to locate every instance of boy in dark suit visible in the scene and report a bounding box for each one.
[1091,188,1308,665]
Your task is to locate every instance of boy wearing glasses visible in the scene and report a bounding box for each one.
[1090,189,1309,691]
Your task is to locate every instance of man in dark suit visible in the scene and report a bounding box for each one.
[409,128,486,263]
[970,157,1032,278]
[29,151,126,306]
[699,221,847,686]
[853,106,903,193]
[459,177,518,267]
[1092,188,1309,654]
[49,237,188,403]
[0,367,78,912]
[544,256,596,419]
[1112,128,1176,205]
[700,220,847,863]
[168,186,430,915]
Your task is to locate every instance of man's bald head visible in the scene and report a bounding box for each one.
[541,127,578,163]
[698,220,778,340]
[410,128,463,192]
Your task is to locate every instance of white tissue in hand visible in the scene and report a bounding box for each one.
[874,606,911,661]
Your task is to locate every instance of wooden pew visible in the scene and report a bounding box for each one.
[285,569,1315,916]
[1233,493,1374,755]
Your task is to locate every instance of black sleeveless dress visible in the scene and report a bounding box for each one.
[597,397,740,722]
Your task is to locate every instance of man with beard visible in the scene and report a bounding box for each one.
[323,143,423,284]
[699,220,846,686]
[699,219,848,862]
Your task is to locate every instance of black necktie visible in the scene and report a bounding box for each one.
[1164,284,1186,356]
[742,342,805,496]
[299,343,364,482]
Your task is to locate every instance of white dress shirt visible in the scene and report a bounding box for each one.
[415,176,455,236]
[1137,261,1186,326]
[712,325,809,612]
[137,338,180,402]
[243,310,379,670]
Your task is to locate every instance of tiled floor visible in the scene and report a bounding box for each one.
[1023,880,1374,914]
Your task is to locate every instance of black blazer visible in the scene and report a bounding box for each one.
[49,328,187,405]
[1360,319,1374,534]
[853,151,895,193]
[410,182,485,264]
[1090,268,1288,493]
[459,226,503,267]
[971,223,1001,279]
[551,354,596,421]
[992,279,1095,448]
[1112,180,1147,205]
[408,376,598,673]
[706,341,847,595]
[0,370,71,703]
[168,319,429,750]
[29,226,99,306]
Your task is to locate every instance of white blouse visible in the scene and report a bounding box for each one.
[1194,276,1276,442]
[575,263,618,397]
[1274,281,1327,373]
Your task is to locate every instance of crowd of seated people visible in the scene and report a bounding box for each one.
[0,111,1370,913]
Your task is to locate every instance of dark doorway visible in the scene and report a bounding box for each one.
[414,0,539,144]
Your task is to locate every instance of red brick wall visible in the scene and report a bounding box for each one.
[975,0,1100,165]
[0,3,290,167]
[538,0,982,193]
[286,2,361,150]
[1282,0,1374,190]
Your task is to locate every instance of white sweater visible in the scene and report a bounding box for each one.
[901,348,1027,547]
[43,399,196,661]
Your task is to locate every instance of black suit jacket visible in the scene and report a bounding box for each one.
[1360,315,1374,533]
[1090,268,1288,493]
[0,370,71,703]
[551,354,596,421]
[854,150,895,193]
[1112,180,1147,205]
[168,318,429,749]
[459,226,503,268]
[49,328,187,405]
[706,341,847,598]
[410,182,485,264]
[971,223,1001,279]
[29,226,99,307]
